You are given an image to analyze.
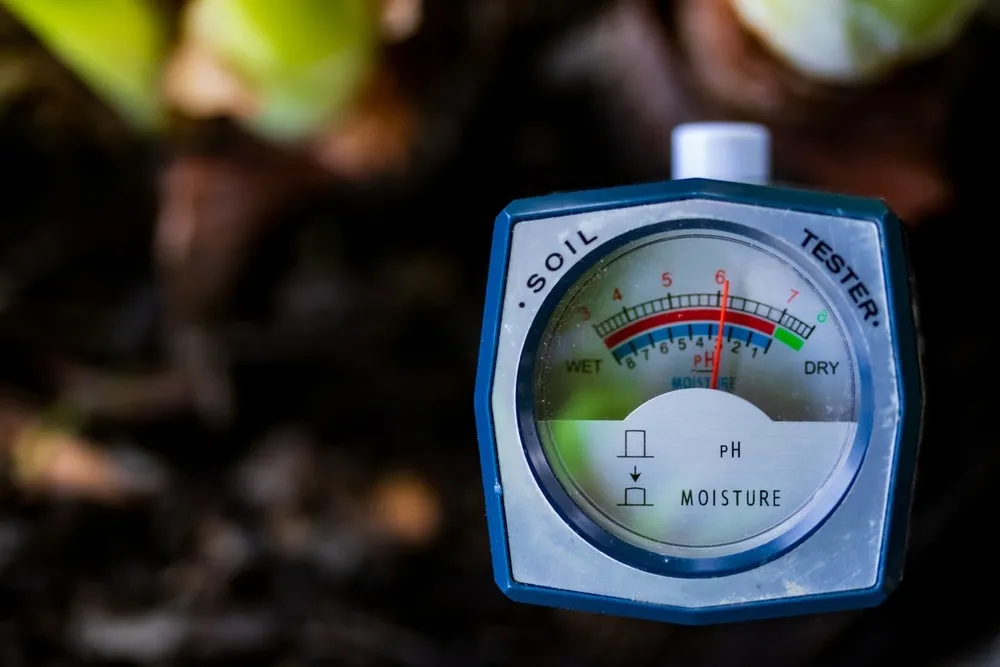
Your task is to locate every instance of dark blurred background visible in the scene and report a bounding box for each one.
[0,0,997,665]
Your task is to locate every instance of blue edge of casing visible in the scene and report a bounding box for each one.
[472,177,925,626]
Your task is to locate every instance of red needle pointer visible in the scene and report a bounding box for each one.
[710,280,730,390]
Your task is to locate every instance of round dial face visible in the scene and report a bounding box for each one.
[528,227,862,560]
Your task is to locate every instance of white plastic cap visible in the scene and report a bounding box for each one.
[671,122,771,184]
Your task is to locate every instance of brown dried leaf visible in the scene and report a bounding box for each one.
[10,423,153,503]
[366,470,441,547]
[155,149,329,319]
[154,146,331,426]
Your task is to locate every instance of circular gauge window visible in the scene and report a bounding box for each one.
[519,223,871,574]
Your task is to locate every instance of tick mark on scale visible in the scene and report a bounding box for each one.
[519,302,525,308]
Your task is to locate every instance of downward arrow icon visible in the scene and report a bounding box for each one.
[630,466,641,482]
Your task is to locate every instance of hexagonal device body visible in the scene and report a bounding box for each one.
[473,178,923,624]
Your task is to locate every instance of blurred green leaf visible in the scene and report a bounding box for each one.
[546,386,644,483]
[551,387,643,422]
[183,0,378,141]
[0,0,167,130]
[731,0,983,81]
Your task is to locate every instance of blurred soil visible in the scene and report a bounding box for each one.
[0,1,999,666]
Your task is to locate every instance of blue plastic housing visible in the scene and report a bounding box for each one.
[473,178,924,625]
